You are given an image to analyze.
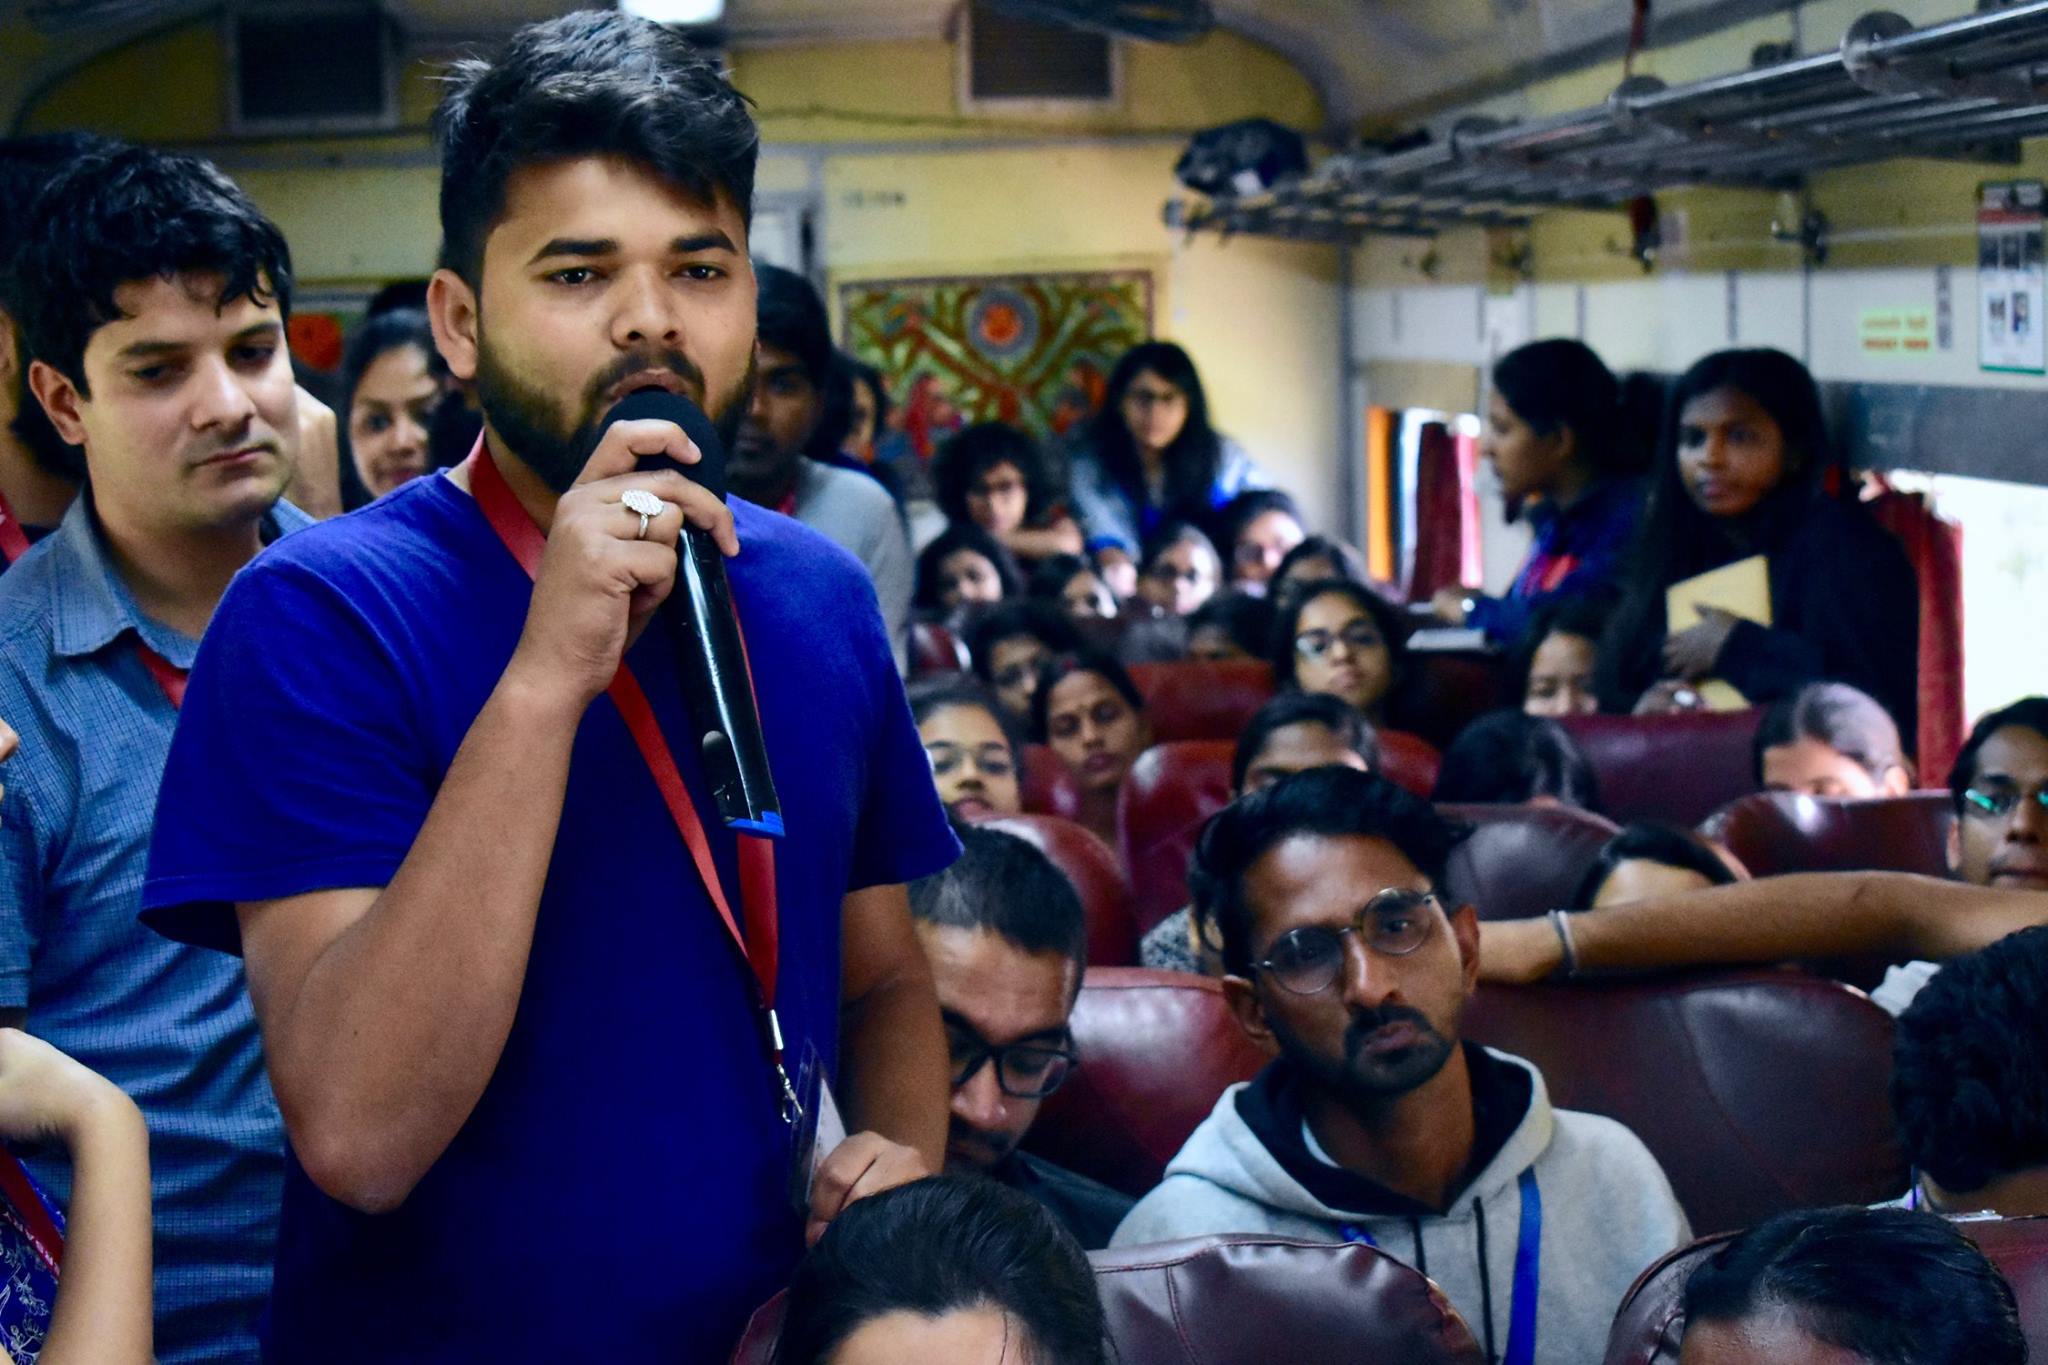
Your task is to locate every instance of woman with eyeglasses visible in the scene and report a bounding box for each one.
[931,422,1084,566]
[1134,520,1222,618]
[1215,489,1306,596]
[1032,650,1154,850]
[1273,579,1411,728]
[1066,341,1270,584]
[1028,553,1119,624]
[908,679,1023,824]
[962,602,1083,728]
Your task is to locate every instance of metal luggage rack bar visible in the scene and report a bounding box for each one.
[1166,2,2048,240]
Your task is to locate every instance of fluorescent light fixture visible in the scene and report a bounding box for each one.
[620,0,724,24]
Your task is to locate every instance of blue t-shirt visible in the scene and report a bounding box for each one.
[141,471,959,1362]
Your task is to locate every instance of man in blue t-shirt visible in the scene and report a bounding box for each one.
[142,13,958,1361]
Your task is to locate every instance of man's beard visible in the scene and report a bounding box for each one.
[472,330,754,495]
[1270,1003,1458,1113]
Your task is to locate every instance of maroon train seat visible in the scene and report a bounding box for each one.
[908,619,968,677]
[1127,659,1275,744]
[1026,968,1272,1198]
[1118,741,1235,935]
[1404,648,1512,750]
[1465,969,1905,1235]
[1604,1215,2048,1365]
[1701,790,1955,880]
[1377,729,1442,798]
[1093,1237,1485,1364]
[731,1238,1486,1365]
[1440,802,1620,921]
[1020,742,1083,823]
[978,813,1141,968]
[1560,710,1763,827]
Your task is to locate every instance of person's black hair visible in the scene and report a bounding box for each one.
[1030,648,1146,746]
[847,355,891,436]
[1490,339,1635,482]
[1138,517,1221,577]
[1893,925,2048,1198]
[1570,821,1737,908]
[933,421,1061,530]
[1191,767,1470,977]
[337,308,446,511]
[1755,681,1911,788]
[433,10,757,286]
[1215,488,1303,570]
[1597,348,1839,709]
[364,278,430,318]
[907,676,1024,766]
[1511,593,1615,708]
[809,350,892,464]
[0,132,119,484]
[915,521,1025,612]
[1680,1205,2026,1365]
[1188,590,1276,661]
[963,601,1083,684]
[755,262,834,389]
[774,1174,1107,1365]
[1087,340,1224,527]
[1433,709,1602,812]
[911,824,1088,971]
[1949,697,2048,814]
[14,144,293,397]
[1028,552,1097,603]
[1269,578,1411,692]
[1271,534,1370,601]
[1230,692,1380,793]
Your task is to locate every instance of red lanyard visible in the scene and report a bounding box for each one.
[135,642,188,709]
[465,445,798,1122]
[0,489,30,566]
[0,1146,62,1275]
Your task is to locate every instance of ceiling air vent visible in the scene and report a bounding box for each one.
[227,5,397,134]
[962,0,1119,107]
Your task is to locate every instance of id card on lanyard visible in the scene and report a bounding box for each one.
[465,444,803,1127]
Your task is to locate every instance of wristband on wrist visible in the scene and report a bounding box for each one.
[1547,909,1581,978]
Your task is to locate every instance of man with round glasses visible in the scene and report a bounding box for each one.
[909,824,1135,1248]
[1113,767,1688,1364]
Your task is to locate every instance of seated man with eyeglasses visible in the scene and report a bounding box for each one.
[909,823,1135,1249]
[1113,768,1688,1364]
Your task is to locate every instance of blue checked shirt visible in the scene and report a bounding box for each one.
[0,493,305,1363]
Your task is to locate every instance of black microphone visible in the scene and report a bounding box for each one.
[598,389,783,838]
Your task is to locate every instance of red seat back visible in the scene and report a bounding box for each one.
[1439,803,1620,921]
[1026,968,1273,1197]
[1701,790,1954,880]
[1118,741,1236,934]
[1127,660,1275,743]
[1560,710,1763,826]
[1604,1216,2048,1365]
[1465,969,1905,1235]
[909,620,969,676]
[1093,1237,1485,1364]
[979,813,1140,968]
[1377,729,1442,798]
[1019,743,1082,822]
[1404,649,1512,750]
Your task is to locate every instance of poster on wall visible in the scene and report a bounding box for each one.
[839,270,1153,466]
[1978,180,2045,375]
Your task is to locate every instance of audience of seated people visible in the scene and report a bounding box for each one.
[910,680,1023,823]
[1573,823,1742,908]
[1185,591,1275,664]
[1518,596,1611,718]
[1214,488,1306,596]
[773,1175,1106,1365]
[336,307,446,510]
[1139,692,1378,974]
[1432,709,1603,812]
[913,521,1023,617]
[961,600,1084,726]
[1115,768,1691,1363]
[1032,650,1154,850]
[909,825,1135,1247]
[1272,578,1411,728]
[1754,681,1914,798]
[1433,339,1645,647]
[931,421,1084,566]
[1677,1206,2025,1365]
[1029,552,1119,624]
[1597,348,1920,731]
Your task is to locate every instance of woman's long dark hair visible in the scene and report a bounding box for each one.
[1491,339,1635,480]
[1597,348,1841,707]
[932,422,1060,528]
[1088,340,1224,527]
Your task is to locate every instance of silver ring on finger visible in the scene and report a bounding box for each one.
[621,488,664,541]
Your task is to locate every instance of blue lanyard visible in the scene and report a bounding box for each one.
[1340,1168,1542,1365]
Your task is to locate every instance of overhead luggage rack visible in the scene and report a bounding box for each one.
[1167,2,2048,240]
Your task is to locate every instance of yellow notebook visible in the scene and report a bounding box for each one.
[1666,556,1772,710]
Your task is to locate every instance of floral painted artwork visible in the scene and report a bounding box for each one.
[839,271,1154,464]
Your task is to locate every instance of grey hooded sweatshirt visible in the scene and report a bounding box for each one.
[1111,1046,1689,1365]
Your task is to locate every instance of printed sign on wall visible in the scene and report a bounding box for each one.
[1978,180,2046,375]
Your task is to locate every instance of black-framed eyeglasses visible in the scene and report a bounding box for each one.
[1252,889,1439,996]
[1293,622,1385,663]
[945,1022,1079,1100]
[1963,783,2048,820]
